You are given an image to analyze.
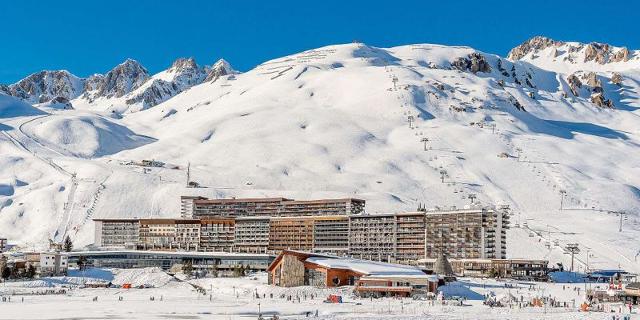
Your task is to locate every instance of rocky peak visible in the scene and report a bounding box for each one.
[583,42,631,64]
[7,70,83,103]
[169,57,198,72]
[123,58,207,110]
[205,59,235,82]
[508,36,563,60]
[451,53,491,73]
[96,59,150,99]
[166,57,206,86]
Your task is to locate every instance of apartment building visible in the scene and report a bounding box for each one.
[267,215,349,255]
[313,216,349,255]
[200,218,235,252]
[234,217,270,253]
[424,207,508,259]
[180,196,365,219]
[395,212,427,263]
[348,214,396,262]
[93,218,140,248]
[138,219,201,251]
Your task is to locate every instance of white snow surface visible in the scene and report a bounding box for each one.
[0,40,639,274]
[0,270,635,319]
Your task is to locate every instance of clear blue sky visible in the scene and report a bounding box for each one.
[1,0,638,83]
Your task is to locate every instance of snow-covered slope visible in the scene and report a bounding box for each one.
[0,38,639,273]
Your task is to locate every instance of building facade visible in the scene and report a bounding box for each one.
[94,199,508,265]
[234,217,270,253]
[200,218,235,252]
[94,219,139,249]
[424,208,508,259]
[138,219,201,251]
[180,196,365,219]
[39,252,69,276]
[348,214,396,262]
[421,258,549,281]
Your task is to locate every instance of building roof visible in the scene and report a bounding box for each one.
[306,256,431,279]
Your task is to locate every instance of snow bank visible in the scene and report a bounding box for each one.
[111,267,174,287]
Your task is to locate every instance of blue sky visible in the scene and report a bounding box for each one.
[0,0,638,83]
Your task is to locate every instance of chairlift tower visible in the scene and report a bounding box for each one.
[565,243,580,272]
[421,137,429,151]
[439,169,448,183]
[408,115,415,129]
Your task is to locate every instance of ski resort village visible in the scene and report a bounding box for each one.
[1,24,640,319]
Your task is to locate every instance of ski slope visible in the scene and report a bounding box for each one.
[0,39,639,273]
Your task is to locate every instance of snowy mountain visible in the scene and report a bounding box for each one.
[5,70,84,104]
[0,37,639,273]
[122,58,207,112]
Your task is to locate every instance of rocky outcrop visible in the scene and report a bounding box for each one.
[49,96,73,109]
[582,72,601,89]
[567,74,582,96]
[611,47,630,62]
[611,73,623,86]
[96,59,149,99]
[508,36,562,60]
[590,92,614,108]
[6,70,83,103]
[584,43,631,64]
[205,59,236,82]
[584,43,610,64]
[451,53,491,74]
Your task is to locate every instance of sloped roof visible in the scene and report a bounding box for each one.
[306,256,429,278]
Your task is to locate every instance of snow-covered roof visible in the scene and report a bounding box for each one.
[305,256,431,279]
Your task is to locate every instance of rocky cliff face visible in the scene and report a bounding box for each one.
[94,59,150,99]
[5,70,84,103]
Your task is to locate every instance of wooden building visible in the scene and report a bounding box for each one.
[267,250,438,297]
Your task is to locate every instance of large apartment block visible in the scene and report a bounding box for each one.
[94,198,508,264]
[424,208,508,260]
[180,196,365,219]
[347,208,508,263]
[138,219,201,251]
[94,218,140,249]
